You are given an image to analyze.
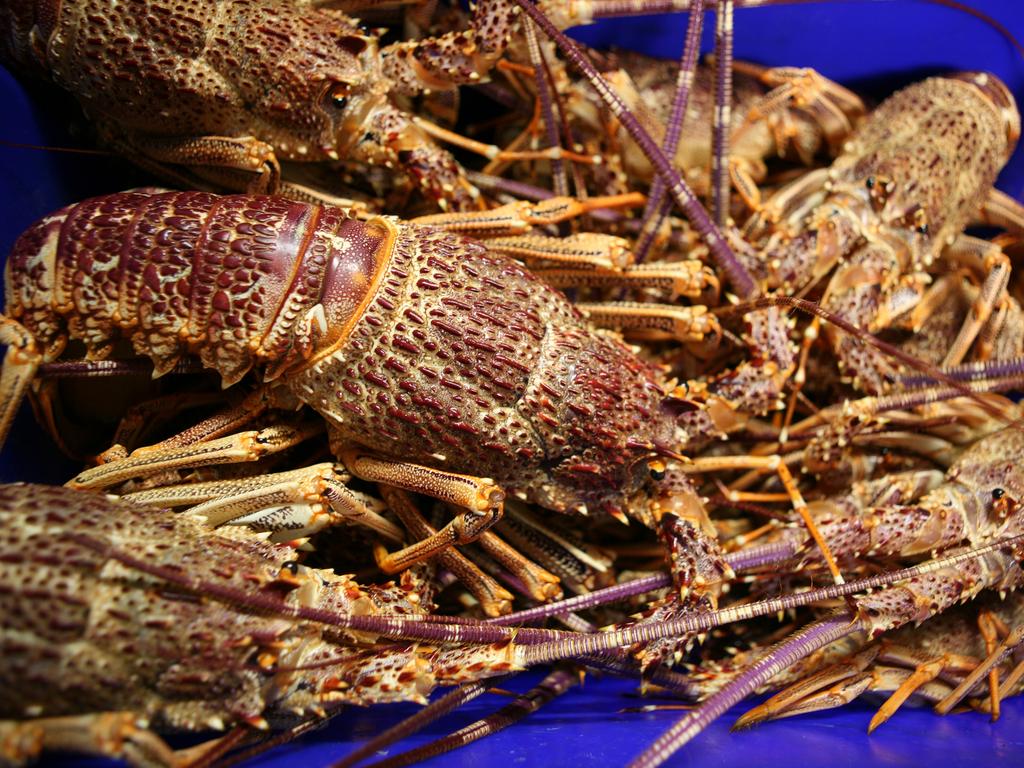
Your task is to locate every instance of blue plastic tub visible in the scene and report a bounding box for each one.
[2,1,1023,766]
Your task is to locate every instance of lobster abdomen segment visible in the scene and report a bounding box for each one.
[4,191,388,383]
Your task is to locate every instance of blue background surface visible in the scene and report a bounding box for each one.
[3,0,1024,765]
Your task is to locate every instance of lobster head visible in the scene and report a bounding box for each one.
[842,73,1019,267]
[222,3,389,163]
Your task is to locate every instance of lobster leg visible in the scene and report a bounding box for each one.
[978,188,1024,234]
[684,454,844,584]
[340,449,506,573]
[733,643,975,729]
[575,302,721,352]
[532,260,720,304]
[0,713,181,768]
[373,509,502,575]
[410,192,646,233]
[102,128,282,196]
[938,236,1011,367]
[732,61,866,157]
[385,485,561,610]
[0,316,42,451]
[70,424,508,572]
[105,392,237,456]
[119,462,406,544]
[742,166,830,250]
[483,233,635,270]
[470,524,564,603]
[935,622,1024,716]
[732,647,880,727]
[379,486,516,616]
[66,423,323,489]
[725,64,864,212]
[868,653,973,732]
[412,116,601,169]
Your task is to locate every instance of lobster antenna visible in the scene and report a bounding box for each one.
[628,614,857,768]
[0,139,113,156]
[521,19,570,196]
[923,0,1024,59]
[67,526,1024,651]
[635,0,706,261]
[38,358,208,378]
[899,355,1024,388]
[786,380,1024,442]
[329,680,499,768]
[516,533,1024,664]
[486,540,797,626]
[182,726,250,768]
[508,0,759,299]
[710,0,734,227]
[358,670,575,768]
[213,718,329,768]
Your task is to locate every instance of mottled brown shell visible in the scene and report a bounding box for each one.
[0,483,437,727]
[1,0,377,160]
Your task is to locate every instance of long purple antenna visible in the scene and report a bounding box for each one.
[711,0,735,226]
[522,19,569,196]
[510,0,758,298]
[628,614,857,768]
[71,526,1024,649]
[516,535,1024,663]
[899,355,1024,388]
[361,669,575,768]
[487,541,797,626]
[330,680,500,768]
[634,0,705,261]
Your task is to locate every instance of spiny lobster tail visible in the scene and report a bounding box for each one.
[2,191,383,385]
[509,0,758,299]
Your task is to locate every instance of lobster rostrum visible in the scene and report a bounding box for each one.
[0,0,523,211]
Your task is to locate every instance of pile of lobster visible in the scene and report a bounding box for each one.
[2,1,1024,766]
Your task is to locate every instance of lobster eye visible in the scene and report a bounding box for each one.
[282,561,301,575]
[328,84,350,110]
[648,459,667,481]
[865,176,876,189]
[993,488,1006,500]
